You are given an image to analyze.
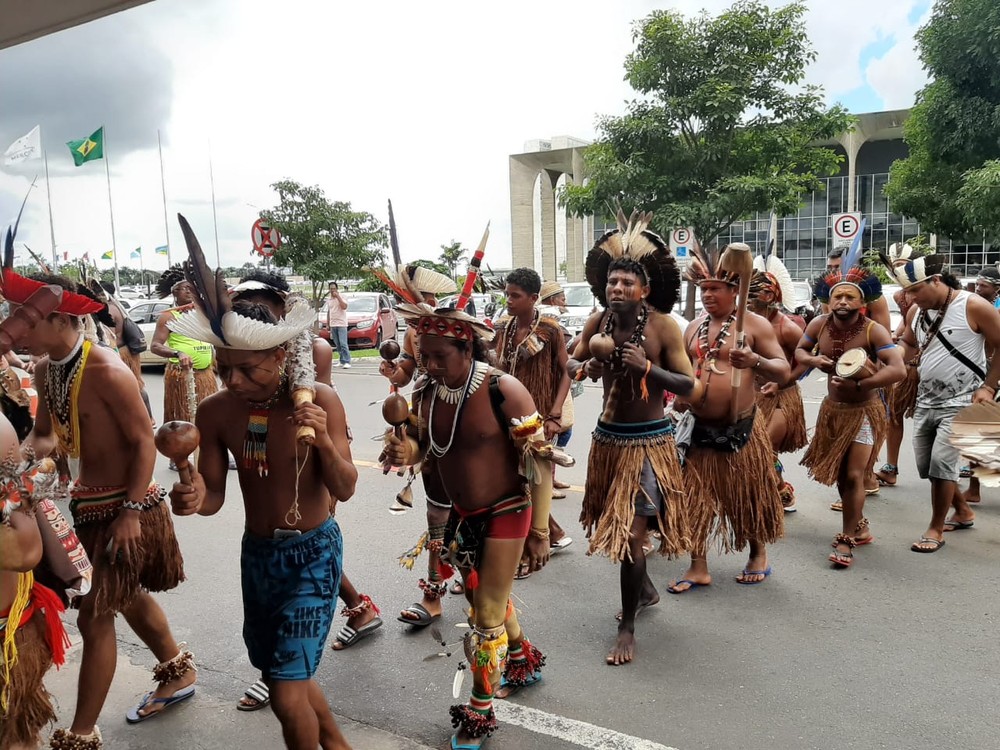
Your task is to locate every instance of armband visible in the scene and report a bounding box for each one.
[802,333,816,344]
[122,500,148,512]
[876,343,897,351]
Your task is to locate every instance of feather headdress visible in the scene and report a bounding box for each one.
[685,242,740,287]
[813,267,882,305]
[168,214,313,349]
[585,207,679,313]
[396,302,495,343]
[750,254,796,312]
[0,185,105,317]
[891,254,948,289]
[377,264,457,305]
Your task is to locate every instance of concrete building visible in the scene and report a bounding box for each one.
[509,110,996,282]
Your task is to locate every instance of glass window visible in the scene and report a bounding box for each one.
[346,297,377,313]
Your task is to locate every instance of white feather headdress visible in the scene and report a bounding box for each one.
[750,254,796,312]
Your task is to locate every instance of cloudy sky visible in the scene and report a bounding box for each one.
[0,0,933,277]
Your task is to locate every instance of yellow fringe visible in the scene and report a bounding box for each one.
[2,570,33,711]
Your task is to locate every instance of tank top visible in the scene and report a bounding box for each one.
[166,310,214,370]
[915,290,986,409]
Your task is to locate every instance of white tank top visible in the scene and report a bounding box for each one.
[915,290,986,408]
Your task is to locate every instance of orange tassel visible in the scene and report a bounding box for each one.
[640,360,651,401]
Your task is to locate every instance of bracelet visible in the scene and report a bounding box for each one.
[529,526,550,540]
[545,415,561,424]
[121,500,148,512]
[754,355,762,369]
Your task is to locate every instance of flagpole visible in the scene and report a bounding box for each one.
[103,126,120,293]
[43,148,58,270]
[208,140,220,267]
[157,129,171,266]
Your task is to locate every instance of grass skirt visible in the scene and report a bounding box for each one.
[801,398,887,486]
[0,612,55,750]
[163,364,217,423]
[580,423,688,563]
[755,384,808,453]
[118,347,144,387]
[684,412,784,552]
[70,486,185,615]
[888,366,918,426]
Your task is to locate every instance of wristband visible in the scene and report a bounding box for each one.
[122,500,148,512]
[754,355,762,369]
[529,526,550,540]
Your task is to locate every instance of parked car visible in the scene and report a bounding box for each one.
[316,292,397,349]
[435,293,498,321]
[127,298,173,365]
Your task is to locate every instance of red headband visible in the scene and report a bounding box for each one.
[414,315,474,341]
[1,269,105,316]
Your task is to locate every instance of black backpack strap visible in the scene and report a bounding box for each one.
[487,370,509,432]
[933,329,986,380]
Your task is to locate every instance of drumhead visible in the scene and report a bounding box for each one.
[835,347,868,377]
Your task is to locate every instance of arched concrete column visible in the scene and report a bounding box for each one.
[509,156,539,269]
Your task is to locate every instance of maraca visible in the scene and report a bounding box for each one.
[589,333,616,362]
[155,421,201,485]
[379,338,410,477]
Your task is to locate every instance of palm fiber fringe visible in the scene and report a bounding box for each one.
[580,430,688,563]
[0,612,56,750]
[755,384,808,453]
[163,365,218,423]
[888,365,919,425]
[496,318,563,418]
[684,413,784,553]
[118,348,144,387]
[72,500,185,616]
[801,398,887,487]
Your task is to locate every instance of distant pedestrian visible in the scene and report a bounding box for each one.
[327,282,351,369]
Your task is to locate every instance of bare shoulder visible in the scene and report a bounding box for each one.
[196,388,232,418]
[495,369,533,408]
[85,345,132,383]
[314,383,345,412]
[647,310,681,335]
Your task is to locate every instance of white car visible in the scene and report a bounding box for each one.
[126,298,173,366]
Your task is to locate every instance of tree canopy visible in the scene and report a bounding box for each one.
[438,240,468,279]
[561,0,852,245]
[885,0,1000,240]
[260,180,387,303]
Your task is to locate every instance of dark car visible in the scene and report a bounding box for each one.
[316,292,397,349]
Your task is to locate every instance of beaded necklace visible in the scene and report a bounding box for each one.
[427,361,488,459]
[825,313,869,361]
[500,309,541,377]
[693,311,736,379]
[44,335,90,458]
[601,304,649,371]
[914,287,954,361]
[243,374,288,477]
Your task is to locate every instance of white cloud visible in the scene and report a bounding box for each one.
[865,5,933,110]
[1,0,930,277]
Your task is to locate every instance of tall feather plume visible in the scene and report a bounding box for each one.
[840,217,867,273]
[374,268,419,305]
[178,213,231,345]
[752,255,766,273]
[3,179,35,272]
[24,246,51,274]
[765,256,796,312]
[387,199,403,269]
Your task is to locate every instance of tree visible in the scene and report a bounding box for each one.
[260,180,387,304]
[438,240,468,279]
[562,0,851,248]
[885,0,1000,241]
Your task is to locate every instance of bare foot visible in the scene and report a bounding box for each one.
[735,552,770,584]
[615,589,660,621]
[962,487,981,504]
[398,595,442,623]
[331,604,379,651]
[606,627,636,666]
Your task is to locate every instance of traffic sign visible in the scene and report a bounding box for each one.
[831,213,862,249]
[251,219,281,257]
[669,227,696,261]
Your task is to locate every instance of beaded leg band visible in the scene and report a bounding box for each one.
[832,533,858,549]
[418,579,448,601]
[50,727,103,749]
[340,594,380,619]
[503,639,546,686]
[152,645,196,685]
[449,702,499,739]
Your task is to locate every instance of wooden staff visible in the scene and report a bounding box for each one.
[717,243,754,424]
[155,421,201,485]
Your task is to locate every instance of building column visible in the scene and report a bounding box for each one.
[539,171,558,281]
[509,157,538,270]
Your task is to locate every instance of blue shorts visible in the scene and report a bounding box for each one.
[240,516,342,681]
[556,427,573,448]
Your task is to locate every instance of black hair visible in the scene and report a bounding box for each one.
[827,248,844,260]
[100,281,116,295]
[156,265,186,299]
[239,268,290,292]
[232,300,278,325]
[29,272,115,327]
[452,335,490,363]
[941,272,962,290]
[607,256,649,284]
[506,267,541,296]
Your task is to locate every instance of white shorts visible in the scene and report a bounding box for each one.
[854,417,874,446]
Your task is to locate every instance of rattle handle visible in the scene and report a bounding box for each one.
[175,456,194,486]
[293,388,316,445]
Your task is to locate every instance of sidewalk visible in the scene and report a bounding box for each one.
[44,624,436,750]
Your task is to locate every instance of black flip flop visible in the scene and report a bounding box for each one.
[397,603,439,628]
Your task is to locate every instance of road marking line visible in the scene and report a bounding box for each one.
[494,702,680,750]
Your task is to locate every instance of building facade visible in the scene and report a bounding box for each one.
[510,110,995,283]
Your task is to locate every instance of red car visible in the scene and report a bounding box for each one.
[316,292,398,349]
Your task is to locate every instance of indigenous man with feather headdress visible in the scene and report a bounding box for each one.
[567,211,696,665]
[382,300,562,748]
[749,255,807,511]
[797,263,904,568]
[893,254,1000,553]
[150,266,219,438]
[168,216,357,749]
[11,269,191,747]
[669,243,789,593]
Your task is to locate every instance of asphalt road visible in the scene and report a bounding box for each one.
[47,358,1000,750]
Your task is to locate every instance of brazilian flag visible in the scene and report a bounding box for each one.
[66,127,104,167]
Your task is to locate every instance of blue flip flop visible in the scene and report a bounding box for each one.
[451,736,485,749]
[498,669,542,697]
[125,685,195,723]
[666,579,707,594]
[736,566,772,585]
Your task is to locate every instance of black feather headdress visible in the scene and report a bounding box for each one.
[585,207,679,314]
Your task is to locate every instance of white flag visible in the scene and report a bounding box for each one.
[3,126,41,166]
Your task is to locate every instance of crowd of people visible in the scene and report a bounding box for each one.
[1,208,996,750]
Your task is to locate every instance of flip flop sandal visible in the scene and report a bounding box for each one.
[830,501,843,512]
[551,490,567,499]
[450,580,465,595]
[666,579,708,594]
[553,480,571,490]
[910,537,945,553]
[496,669,543,698]
[514,563,533,580]
[451,736,485,749]
[550,537,573,552]
[828,549,854,568]
[736,566,772,585]
[332,616,383,650]
[237,680,270,712]
[944,519,974,531]
[396,603,439,628]
[125,685,195,723]
[864,486,880,496]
